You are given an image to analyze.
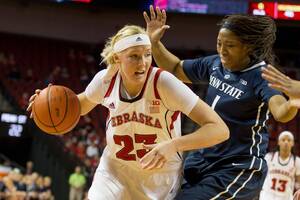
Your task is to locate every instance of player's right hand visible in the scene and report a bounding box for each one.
[294,189,300,200]
[26,89,41,118]
[143,5,170,44]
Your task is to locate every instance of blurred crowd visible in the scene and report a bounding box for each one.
[0,161,53,200]
[0,33,300,199]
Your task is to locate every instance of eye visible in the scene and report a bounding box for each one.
[145,52,152,57]
[226,44,235,48]
[129,54,139,59]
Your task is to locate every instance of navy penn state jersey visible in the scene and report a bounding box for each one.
[183,55,281,162]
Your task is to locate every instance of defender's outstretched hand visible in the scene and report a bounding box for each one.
[262,65,300,108]
[143,5,170,44]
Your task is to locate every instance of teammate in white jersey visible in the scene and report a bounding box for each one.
[260,131,300,200]
[27,25,229,200]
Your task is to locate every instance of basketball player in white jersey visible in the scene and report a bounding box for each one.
[260,131,300,200]
[28,25,229,200]
[82,25,229,200]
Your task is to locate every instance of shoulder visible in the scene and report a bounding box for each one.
[265,152,275,161]
[92,69,112,83]
[184,54,220,66]
[156,69,184,87]
[206,54,221,63]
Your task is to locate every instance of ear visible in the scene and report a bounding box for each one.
[113,53,121,64]
[245,44,253,55]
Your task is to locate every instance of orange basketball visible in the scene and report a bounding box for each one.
[32,85,81,135]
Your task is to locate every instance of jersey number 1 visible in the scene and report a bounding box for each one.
[113,134,157,161]
[212,95,221,110]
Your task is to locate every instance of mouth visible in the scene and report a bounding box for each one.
[134,70,145,78]
[220,56,229,62]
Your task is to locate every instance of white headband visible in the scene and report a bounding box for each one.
[113,34,151,53]
[278,131,294,141]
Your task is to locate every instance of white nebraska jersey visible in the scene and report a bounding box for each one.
[260,152,300,200]
[86,67,199,200]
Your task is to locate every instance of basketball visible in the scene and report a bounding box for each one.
[32,85,81,135]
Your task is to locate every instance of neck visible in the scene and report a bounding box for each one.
[279,150,291,160]
[121,78,143,97]
[228,56,251,72]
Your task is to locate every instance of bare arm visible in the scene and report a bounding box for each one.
[77,92,97,116]
[144,5,191,82]
[173,99,229,151]
[152,42,191,82]
[295,175,300,190]
[268,95,298,123]
[140,99,229,169]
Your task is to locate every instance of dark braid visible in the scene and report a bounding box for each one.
[219,15,277,65]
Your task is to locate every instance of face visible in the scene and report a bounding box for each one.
[278,135,294,153]
[115,45,152,88]
[75,166,81,173]
[217,28,251,71]
[44,177,51,186]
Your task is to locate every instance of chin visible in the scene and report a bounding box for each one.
[133,76,146,84]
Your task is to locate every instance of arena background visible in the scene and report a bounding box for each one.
[0,0,299,199]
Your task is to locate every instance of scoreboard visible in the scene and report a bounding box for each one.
[0,112,30,138]
[250,2,300,20]
[154,0,300,21]
[154,0,248,15]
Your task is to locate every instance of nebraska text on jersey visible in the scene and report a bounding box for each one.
[111,111,162,129]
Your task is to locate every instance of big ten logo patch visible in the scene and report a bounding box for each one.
[149,100,160,113]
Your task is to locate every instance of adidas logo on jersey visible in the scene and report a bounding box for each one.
[109,102,115,109]
[136,37,142,42]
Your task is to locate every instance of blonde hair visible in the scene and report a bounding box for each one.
[101,25,147,66]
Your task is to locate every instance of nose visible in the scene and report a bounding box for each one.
[219,45,228,56]
[138,56,147,67]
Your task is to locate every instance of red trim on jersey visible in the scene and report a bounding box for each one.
[154,68,163,100]
[170,111,180,130]
[105,110,110,130]
[271,152,275,161]
[104,72,118,98]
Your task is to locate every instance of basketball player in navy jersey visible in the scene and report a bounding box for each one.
[143,6,298,199]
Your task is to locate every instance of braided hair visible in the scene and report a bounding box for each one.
[219,15,277,65]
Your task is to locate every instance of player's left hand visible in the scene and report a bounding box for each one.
[143,5,170,44]
[262,65,300,108]
[139,140,177,170]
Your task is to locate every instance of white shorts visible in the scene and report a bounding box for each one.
[88,156,182,200]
